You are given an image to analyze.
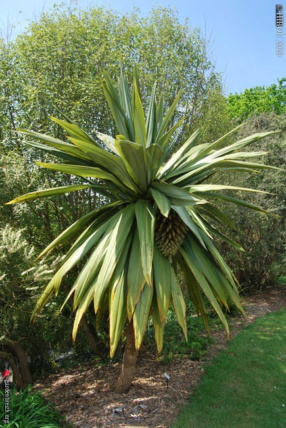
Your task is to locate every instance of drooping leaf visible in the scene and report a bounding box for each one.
[170,267,187,341]
[152,298,164,353]
[153,245,172,322]
[127,228,146,320]
[93,204,135,313]
[133,283,154,349]
[135,200,155,285]
[109,270,127,358]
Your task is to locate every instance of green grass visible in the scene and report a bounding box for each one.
[172,308,286,428]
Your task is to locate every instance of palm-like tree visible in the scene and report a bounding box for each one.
[7,71,277,392]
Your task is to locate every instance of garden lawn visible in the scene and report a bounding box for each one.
[173,307,286,428]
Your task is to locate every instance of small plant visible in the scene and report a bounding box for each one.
[0,386,70,427]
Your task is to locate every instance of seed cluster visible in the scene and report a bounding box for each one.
[155,210,189,257]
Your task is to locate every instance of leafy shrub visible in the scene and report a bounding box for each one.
[0,386,69,427]
[215,113,286,292]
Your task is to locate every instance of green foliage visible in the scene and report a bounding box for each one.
[215,113,285,291]
[0,386,68,427]
[173,308,286,428]
[0,225,77,375]
[227,78,286,123]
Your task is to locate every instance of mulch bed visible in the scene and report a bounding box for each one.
[33,285,286,428]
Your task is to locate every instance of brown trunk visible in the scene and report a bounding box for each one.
[114,322,138,393]
[1,339,32,387]
[0,351,25,389]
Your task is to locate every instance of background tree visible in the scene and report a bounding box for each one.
[227,78,286,123]
[215,113,285,291]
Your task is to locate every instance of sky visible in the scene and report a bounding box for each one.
[0,0,285,95]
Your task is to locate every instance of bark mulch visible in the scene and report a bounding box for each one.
[33,285,286,428]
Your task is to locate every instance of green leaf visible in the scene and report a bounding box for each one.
[93,204,135,313]
[172,206,206,248]
[156,90,182,143]
[185,238,232,305]
[196,192,269,213]
[6,184,94,205]
[198,204,237,230]
[102,73,131,138]
[132,75,147,146]
[115,139,148,192]
[152,298,164,353]
[146,144,164,180]
[25,140,93,166]
[109,270,127,358]
[108,230,136,358]
[133,283,154,349]
[37,203,121,259]
[35,162,131,193]
[96,132,119,155]
[127,229,146,320]
[172,158,279,185]
[153,245,172,322]
[135,200,155,285]
[150,188,171,217]
[51,116,100,146]
[207,131,280,160]
[188,184,271,195]
[72,286,97,341]
[179,244,230,335]
[176,253,209,329]
[170,267,187,341]
[151,181,202,205]
[156,117,185,149]
[159,129,200,177]
[146,83,157,147]
[66,137,141,192]
[17,128,92,162]
[186,125,243,164]
[118,69,134,138]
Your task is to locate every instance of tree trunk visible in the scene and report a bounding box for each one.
[0,351,25,389]
[0,339,32,387]
[114,322,138,393]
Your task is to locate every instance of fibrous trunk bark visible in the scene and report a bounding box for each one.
[114,322,138,393]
